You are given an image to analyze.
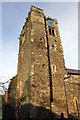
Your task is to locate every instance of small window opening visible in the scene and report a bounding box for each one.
[40,38,43,41]
[39,38,43,44]
[49,28,52,35]
[52,29,55,36]
[42,64,45,68]
[51,44,56,51]
[52,44,55,49]
[53,66,55,71]
[49,27,55,36]
[52,65,56,72]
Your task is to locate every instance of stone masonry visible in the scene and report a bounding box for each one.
[8,6,80,120]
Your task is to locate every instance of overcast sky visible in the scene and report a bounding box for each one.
[0,2,78,82]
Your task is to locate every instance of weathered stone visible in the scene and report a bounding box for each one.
[8,6,80,120]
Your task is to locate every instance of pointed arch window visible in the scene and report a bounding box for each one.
[73,98,79,117]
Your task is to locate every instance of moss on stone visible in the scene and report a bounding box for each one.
[8,75,17,104]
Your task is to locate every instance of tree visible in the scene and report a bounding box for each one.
[0,79,10,95]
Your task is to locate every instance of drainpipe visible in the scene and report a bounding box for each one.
[44,16,53,112]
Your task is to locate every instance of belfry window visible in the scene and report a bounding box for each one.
[47,19,55,36]
[49,28,52,35]
[49,27,55,36]
[52,29,55,36]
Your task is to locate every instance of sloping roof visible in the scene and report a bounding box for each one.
[66,68,80,75]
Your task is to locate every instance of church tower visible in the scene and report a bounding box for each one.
[17,6,67,119]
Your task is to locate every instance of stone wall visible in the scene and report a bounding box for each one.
[17,6,51,118]
[17,6,68,119]
[46,17,67,118]
[8,6,80,120]
[65,73,80,118]
[8,75,17,105]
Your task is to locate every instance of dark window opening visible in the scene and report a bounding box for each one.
[53,66,55,71]
[42,64,45,68]
[52,44,55,49]
[40,38,43,41]
[52,44,56,51]
[38,38,43,48]
[49,27,55,36]
[52,65,56,72]
[52,29,55,36]
[49,28,51,35]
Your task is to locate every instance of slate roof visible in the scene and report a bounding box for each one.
[66,68,80,75]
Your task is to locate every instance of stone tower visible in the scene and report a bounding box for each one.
[17,6,68,119]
